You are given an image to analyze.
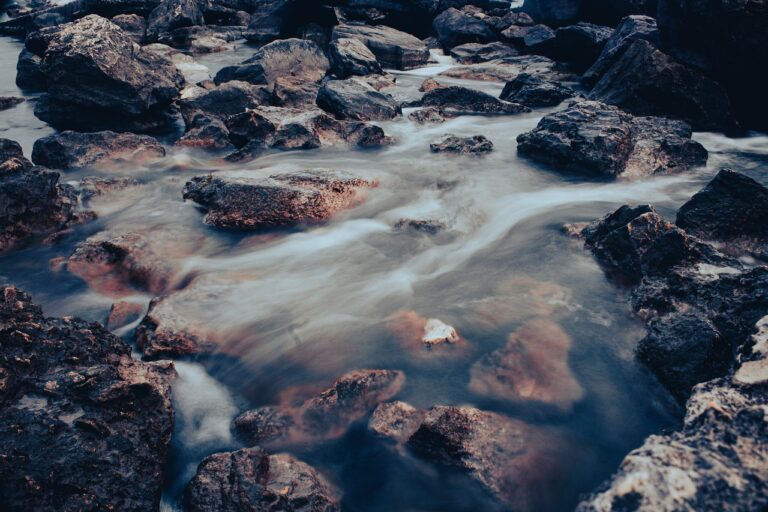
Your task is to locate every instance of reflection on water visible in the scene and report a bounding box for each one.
[1,35,767,512]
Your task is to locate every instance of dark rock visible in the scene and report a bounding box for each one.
[499,72,573,107]
[433,7,496,49]
[317,78,400,121]
[522,0,581,26]
[111,13,147,43]
[676,169,768,243]
[176,113,234,151]
[393,218,446,234]
[439,53,575,83]
[583,15,659,86]
[184,447,341,512]
[522,24,556,55]
[449,41,517,63]
[408,107,446,124]
[328,37,382,77]
[146,0,203,41]
[15,48,47,91]
[421,85,529,116]
[589,39,738,132]
[429,134,493,155]
[368,401,425,443]
[244,12,282,44]
[182,169,376,230]
[179,80,271,125]
[0,285,176,512]
[332,23,430,70]
[31,130,165,169]
[516,101,708,178]
[106,300,146,330]
[0,96,24,110]
[554,22,612,71]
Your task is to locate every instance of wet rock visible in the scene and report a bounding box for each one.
[449,41,518,64]
[421,85,528,116]
[675,169,768,244]
[317,78,400,121]
[419,78,443,93]
[522,24,556,55]
[111,13,147,43]
[582,15,659,86]
[429,134,493,155]
[589,39,738,132]
[176,113,234,151]
[179,80,271,124]
[182,169,376,230]
[184,447,341,512]
[387,311,467,359]
[433,7,496,49]
[214,38,329,88]
[469,318,584,409]
[0,96,25,110]
[516,101,708,178]
[408,107,446,124]
[79,176,141,200]
[146,0,203,42]
[554,22,612,71]
[368,401,425,443]
[328,37,382,78]
[394,218,446,234]
[439,54,573,83]
[332,23,430,70]
[16,49,47,90]
[234,369,405,444]
[499,72,573,107]
[0,285,176,512]
[271,76,321,108]
[31,130,165,169]
[34,15,184,131]
[107,300,146,330]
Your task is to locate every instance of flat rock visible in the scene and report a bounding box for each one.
[31,130,165,169]
[317,78,401,121]
[421,85,528,116]
[439,54,573,83]
[449,41,518,64]
[429,134,493,155]
[332,23,430,70]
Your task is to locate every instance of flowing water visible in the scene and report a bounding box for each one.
[2,35,768,511]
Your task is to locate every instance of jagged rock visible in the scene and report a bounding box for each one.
[589,40,738,132]
[0,285,176,512]
[368,401,425,443]
[146,0,203,42]
[16,49,47,90]
[184,447,341,512]
[499,73,573,107]
[31,130,165,169]
[182,169,376,230]
[516,101,708,178]
[0,96,24,110]
[421,85,528,116]
[554,22,612,71]
[317,78,400,121]
[332,23,430,70]
[178,80,271,124]
[328,37,382,77]
[429,134,493,155]
[111,13,147,43]
[449,41,518,63]
[433,7,496,49]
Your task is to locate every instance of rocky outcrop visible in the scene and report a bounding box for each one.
[499,73,574,107]
[429,134,493,155]
[31,131,165,169]
[33,15,184,131]
[516,101,708,178]
[184,447,341,512]
[433,7,496,49]
[588,40,738,132]
[0,286,176,511]
[182,169,376,230]
[332,23,430,70]
[317,78,400,121]
[421,85,529,116]
[328,37,383,77]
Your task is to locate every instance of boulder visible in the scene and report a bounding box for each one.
[328,37,382,77]
[429,134,493,155]
[432,7,496,49]
[34,15,184,131]
[522,24,556,55]
[589,40,738,132]
[332,23,430,70]
[449,41,518,63]
[146,0,203,42]
[421,85,529,116]
[0,286,176,512]
[516,101,708,178]
[499,73,573,107]
[554,22,612,71]
[111,13,147,43]
[16,49,47,91]
[184,447,341,512]
[522,0,581,26]
[178,80,271,124]
[316,78,401,121]
[31,130,165,169]
[176,113,234,150]
[438,54,574,83]
[182,169,376,230]
[79,176,141,200]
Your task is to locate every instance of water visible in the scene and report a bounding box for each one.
[2,35,768,511]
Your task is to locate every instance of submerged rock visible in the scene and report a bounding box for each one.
[516,101,708,178]
[182,169,376,230]
[368,401,425,444]
[421,86,528,116]
[499,73,574,107]
[184,447,341,512]
[316,78,400,121]
[0,286,176,511]
[429,134,493,155]
[332,23,430,70]
[31,131,165,169]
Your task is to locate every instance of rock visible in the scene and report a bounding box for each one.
[176,113,234,150]
[111,13,147,43]
[317,78,400,121]
[522,24,556,55]
[582,15,659,86]
[516,101,708,178]
[393,218,446,234]
[182,169,376,230]
[368,401,425,443]
[35,15,184,131]
[31,131,165,169]
[421,85,528,116]
[178,80,271,124]
[328,37,382,77]
[409,107,446,124]
[406,406,563,510]
[675,169,768,243]
[429,134,493,155]
[439,54,574,83]
[16,49,47,90]
[554,22,612,71]
[146,0,203,42]
[234,369,405,445]
[589,39,738,132]
[107,300,146,330]
[419,77,443,92]
[0,285,176,512]
[433,7,496,49]
[0,96,25,110]
[449,41,518,63]
[214,38,329,88]
[332,23,430,70]
[469,318,584,409]
[499,72,573,107]
[184,447,341,512]
[387,311,468,359]
[79,176,141,200]
[657,0,768,131]
[522,0,581,26]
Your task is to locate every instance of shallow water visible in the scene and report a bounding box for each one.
[2,35,768,511]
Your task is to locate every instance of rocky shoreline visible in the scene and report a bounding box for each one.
[1,0,766,510]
